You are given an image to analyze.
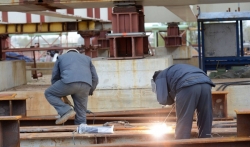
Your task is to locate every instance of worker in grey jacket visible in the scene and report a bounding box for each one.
[44,49,98,125]
[152,64,215,139]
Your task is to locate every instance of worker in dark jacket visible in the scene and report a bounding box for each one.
[152,64,215,139]
[44,49,98,125]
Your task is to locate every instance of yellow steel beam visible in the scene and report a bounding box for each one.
[0,21,95,34]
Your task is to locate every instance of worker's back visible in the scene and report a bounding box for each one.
[57,52,94,86]
[161,64,214,92]
[154,64,215,105]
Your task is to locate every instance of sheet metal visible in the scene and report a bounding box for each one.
[235,110,250,137]
[198,11,250,21]
[0,98,27,117]
[0,116,21,147]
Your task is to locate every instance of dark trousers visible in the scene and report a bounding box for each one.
[175,83,213,139]
[44,80,91,125]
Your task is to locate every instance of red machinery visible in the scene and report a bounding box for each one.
[107,5,148,59]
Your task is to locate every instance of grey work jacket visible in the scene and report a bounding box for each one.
[51,52,99,92]
[155,64,215,105]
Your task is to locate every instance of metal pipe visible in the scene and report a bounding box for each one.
[240,20,244,56]
[131,37,135,57]
[198,21,201,69]
[201,22,206,72]
[113,38,117,57]
[32,50,38,79]
[88,108,175,117]
[236,20,240,57]
[144,25,188,32]
[107,32,146,37]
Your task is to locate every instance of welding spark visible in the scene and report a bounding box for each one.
[149,123,173,137]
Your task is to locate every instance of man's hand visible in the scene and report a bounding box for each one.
[89,90,93,96]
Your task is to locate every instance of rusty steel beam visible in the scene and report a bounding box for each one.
[235,110,250,137]
[20,116,173,121]
[2,47,77,52]
[85,108,176,117]
[80,137,250,147]
[0,21,96,35]
[20,121,237,133]
[20,129,238,147]
[0,116,21,147]
[19,114,234,127]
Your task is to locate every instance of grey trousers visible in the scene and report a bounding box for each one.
[175,83,213,139]
[44,80,91,125]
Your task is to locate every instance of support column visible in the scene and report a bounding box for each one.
[0,35,9,61]
[108,4,147,59]
[78,30,100,58]
[84,37,91,57]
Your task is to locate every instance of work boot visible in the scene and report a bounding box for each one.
[56,109,76,125]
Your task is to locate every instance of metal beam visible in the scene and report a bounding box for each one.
[0,21,96,34]
[81,137,250,147]
[1,0,250,11]
[198,11,250,21]
[26,11,110,22]
[2,47,75,52]
[165,5,196,22]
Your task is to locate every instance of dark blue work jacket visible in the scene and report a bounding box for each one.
[155,64,215,105]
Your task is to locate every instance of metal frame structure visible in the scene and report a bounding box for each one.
[197,11,250,72]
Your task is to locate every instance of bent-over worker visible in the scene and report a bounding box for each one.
[152,64,215,139]
[44,49,98,125]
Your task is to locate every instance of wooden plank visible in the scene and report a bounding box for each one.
[0,97,28,101]
[0,116,22,120]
